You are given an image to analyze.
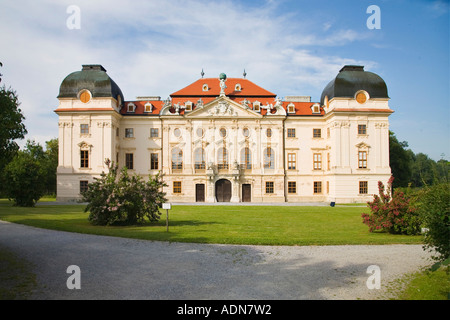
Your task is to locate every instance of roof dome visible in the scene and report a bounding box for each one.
[58,65,124,102]
[219,73,227,80]
[320,65,388,105]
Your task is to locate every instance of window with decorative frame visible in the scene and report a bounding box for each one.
[358,151,368,169]
[125,153,134,170]
[172,148,183,170]
[218,147,229,170]
[264,147,275,169]
[150,153,159,170]
[194,148,206,171]
[241,147,252,170]
[288,153,296,170]
[80,150,89,168]
[313,153,322,170]
[80,180,89,194]
[313,128,321,138]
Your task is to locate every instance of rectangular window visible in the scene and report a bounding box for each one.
[265,181,274,194]
[287,128,296,138]
[358,151,367,168]
[125,128,134,138]
[313,153,322,170]
[80,180,89,194]
[150,128,159,138]
[314,181,322,194]
[80,150,89,168]
[313,128,321,138]
[80,124,89,134]
[288,153,296,170]
[173,181,182,194]
[150,153,159,170]
[359,181,368,194]
[358,124,367,135]
[288,181,296,194]
[125,153,134,170]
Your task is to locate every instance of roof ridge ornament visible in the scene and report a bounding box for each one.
[219,73,227,97]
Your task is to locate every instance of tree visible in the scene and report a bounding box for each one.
[418,183,450,262]
[410,152,437,187]
[0,62,28,194]
[389,131,412,188]
[3,141,47,206]
[83,160,168,226]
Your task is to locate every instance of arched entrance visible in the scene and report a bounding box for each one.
[215,179,232,202]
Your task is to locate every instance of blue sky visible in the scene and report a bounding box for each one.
[1,0,449,160]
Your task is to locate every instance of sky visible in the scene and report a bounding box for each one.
[0,0,449,161]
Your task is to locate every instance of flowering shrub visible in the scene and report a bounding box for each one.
[362,176,421,235]
[82,160,167,226]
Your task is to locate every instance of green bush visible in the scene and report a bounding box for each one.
[2,151,46,207]
[82,160,167,226]
[362,176,421,235]
[418,183,450,262]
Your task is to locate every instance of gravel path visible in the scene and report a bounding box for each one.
[0,220,433,300]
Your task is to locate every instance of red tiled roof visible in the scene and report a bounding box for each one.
[120,100,164,115]
[170,78,276,97]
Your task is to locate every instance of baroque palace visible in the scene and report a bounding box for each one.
[55,65,393,203]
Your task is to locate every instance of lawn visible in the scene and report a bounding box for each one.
[0,200,424,246]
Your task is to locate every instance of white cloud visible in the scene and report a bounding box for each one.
[0,0,376,148]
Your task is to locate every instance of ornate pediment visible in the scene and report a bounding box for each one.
[185,97,263,119]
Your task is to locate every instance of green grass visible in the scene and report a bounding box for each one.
[0,200,424,246]
[0,244,37,300]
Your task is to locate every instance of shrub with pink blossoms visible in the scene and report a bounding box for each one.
[362,176,421,235]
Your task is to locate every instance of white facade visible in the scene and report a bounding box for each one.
[55,65,392,203]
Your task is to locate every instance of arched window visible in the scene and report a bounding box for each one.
[171,147,183,170]
[241,147,252,170]
[194,148,206,170]
[218,147,228,170]
[264,147,274,169]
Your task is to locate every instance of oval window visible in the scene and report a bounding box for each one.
[220,128,227,138]
[243,127,249,137]
[196,127,204,138]
[174,128,181,137]
[266,128,272,138]
[79,90,91,103]
[356,92,367,104]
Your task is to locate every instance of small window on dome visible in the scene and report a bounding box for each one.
[235,83,241,91]
[144,102,153,113]
[127,103,136,113]
[79,90,91,103]
[287,103,295,114]
[202,84,209,91]
[185,101,193,111]
[253,101,261,112]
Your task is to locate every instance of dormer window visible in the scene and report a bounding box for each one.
[311,103,321,114]
[185,101,193,112]
[202,84,209,91]
[235,83,241,91]
[287,103,295,114]
[144,102,153,113]
[127,102,136,113]
[253,101,261,112]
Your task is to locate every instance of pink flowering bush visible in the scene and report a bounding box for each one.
[362,176,421,235]
[83,160,167,226]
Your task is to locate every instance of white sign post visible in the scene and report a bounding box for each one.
[162,203,171,232]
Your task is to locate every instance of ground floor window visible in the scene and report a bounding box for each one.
[265,181,274,194]
[80,180,89,194]
[173,181,182,194]
[314,181,322,194]
[288,181,296,194]
[359,181,368,194]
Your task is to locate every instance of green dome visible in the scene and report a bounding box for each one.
[219,73,227,80]
[320,65,388,105]
[58,65,124,103]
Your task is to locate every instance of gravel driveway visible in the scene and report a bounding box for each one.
[0,220,433,300]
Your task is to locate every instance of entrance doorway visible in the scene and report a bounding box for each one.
[242,184,251,202]
[215,179,232,202]
[196,184,205,202]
